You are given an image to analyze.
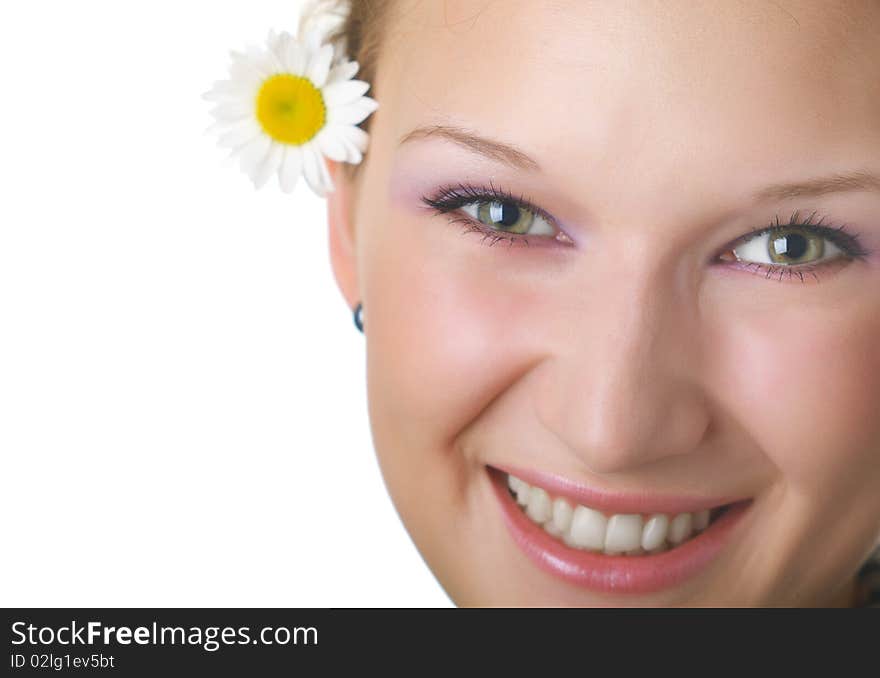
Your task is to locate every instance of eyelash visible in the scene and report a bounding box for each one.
[419,181,874,284]
[420,179,555,249]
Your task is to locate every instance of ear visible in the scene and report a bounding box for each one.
[325,159,360,310]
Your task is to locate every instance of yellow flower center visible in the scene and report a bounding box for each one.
[255,74,326,145]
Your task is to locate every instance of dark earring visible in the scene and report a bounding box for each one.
[353,302,364,333]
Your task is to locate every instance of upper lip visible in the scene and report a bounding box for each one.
[491,464,747,516]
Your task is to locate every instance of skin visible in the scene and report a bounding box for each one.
[325,0,880,606]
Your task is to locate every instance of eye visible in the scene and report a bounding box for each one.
[460,200,555,237]
[419,181,571,248]
[716,210,872,283]
[726,226,844,266]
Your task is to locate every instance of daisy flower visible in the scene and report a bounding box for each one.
[204,23,378,197]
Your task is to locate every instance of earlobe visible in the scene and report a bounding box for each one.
[326,159,360,310]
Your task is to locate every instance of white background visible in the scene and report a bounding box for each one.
[0,0,451,607]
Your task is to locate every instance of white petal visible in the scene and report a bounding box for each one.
[203,80,238,102]
[204,77,262,105]
[229,46,260,64]
[336,124,370,153]
[263,49,285,75]
[210,101,255,123]
[264,31,289,71]
[234,45,275,78]
[268,29,291,57]
[271,32,291,63]
[305,43,334,88]
[322,79,370,108]
[234,45,281,78]
[218,120,262,150]
[316,163,335,195]
[283,41,308,75]
[301,143,321,196]
[224,145,243,162]
[223,80,253,104]
[251,142,284,190]
[302,28,324,54]
[327,96,378,126]
[338,135,363,164]
[315,127,349,163]
[301,142,334,197]
[244,43,265,60]
[266,28,279,50]
[229,59,266,83]
[322,124,367,163]
[238,135,272,178]
[250,52,280,78]
[279,146,304,193]
[325,60,359,87]
[330,40,347,68]
[204,119,226,136]
[332,135,362,164]
[315,149,334,194]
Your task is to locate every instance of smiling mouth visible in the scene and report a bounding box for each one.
[506,471,732,556]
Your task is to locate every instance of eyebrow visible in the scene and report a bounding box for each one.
[398,124,541,172]
[398,124,880,201]
[751,169,880,202]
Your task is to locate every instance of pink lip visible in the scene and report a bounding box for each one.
[494,463,744,515]
[489,467,752,595]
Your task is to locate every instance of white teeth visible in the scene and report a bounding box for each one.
[508,474,525,495]
[566,505,607,551]
[506,473,723,556]
[543,521,565,537]
[641,514,670,551]
[515,481,530,507]
[604,514,644,553]
[551,497,573,534]
[526,487,552,523]
[668,512,694,545]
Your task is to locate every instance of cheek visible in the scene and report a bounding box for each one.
[359,212,536,579]
[714,298,880,490]
[364,223,539,451]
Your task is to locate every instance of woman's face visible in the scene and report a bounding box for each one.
[327,0,880,606]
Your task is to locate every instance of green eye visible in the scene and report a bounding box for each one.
[461,200,555,236]
[733,227,843,266]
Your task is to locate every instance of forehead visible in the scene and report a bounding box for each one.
[376,0,880,210]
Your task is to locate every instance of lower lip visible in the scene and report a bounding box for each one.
[489,467,752,595]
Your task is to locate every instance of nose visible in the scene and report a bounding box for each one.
[536,260,711,475]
